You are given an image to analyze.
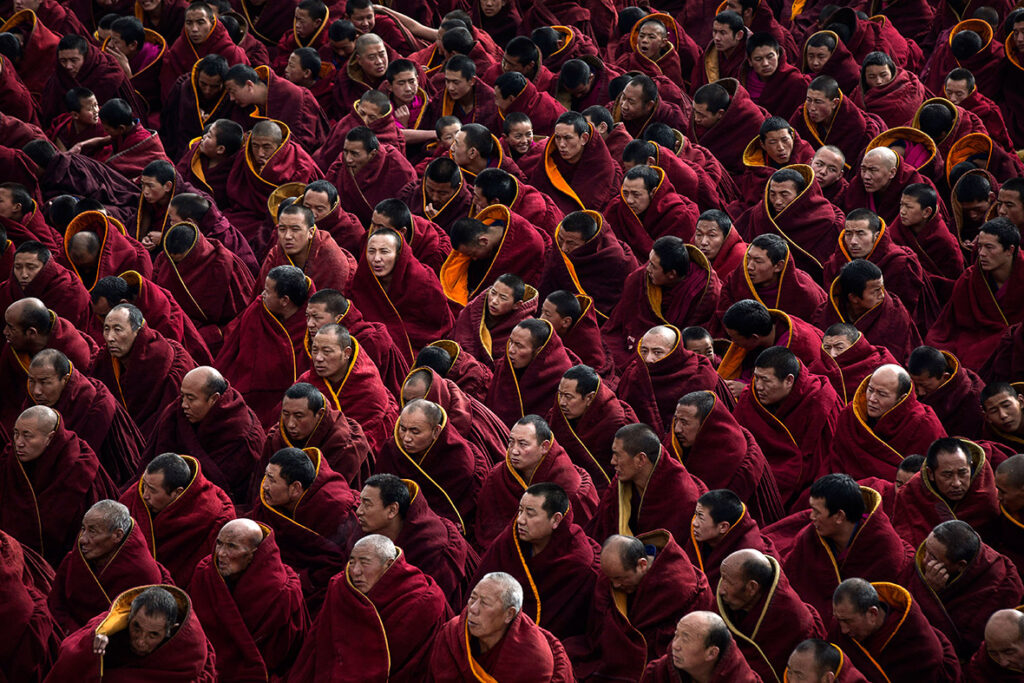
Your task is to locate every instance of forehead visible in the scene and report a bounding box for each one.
[350,545,379,562]
[367,233,398,249]
[935,449,969,467]
[312,333,341,349]
[770,180,798,192]
[251,135,277,146]
[509,422,537,440]
[474,579,502,600]
[695,219,722,234]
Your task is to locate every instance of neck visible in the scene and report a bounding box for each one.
[828,521,857,550]
[89,551,117,572]
[325,360,351,387]
[468,156,488,173]
[684,664,715,683]
[990,260,1014,287]
[529,533,552,556]
[1008,505,1024,524]
[477,631,503,654]
[274,304,299,322]
[289,248,309,269]
[632,465,654,496]
[380,517,403,541]
[458,90,474,109]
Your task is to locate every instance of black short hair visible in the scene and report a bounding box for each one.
[907,346,948,378]
[495,273,526,301]
[57,33,89,55]
[111,16,145,48]
[693,83,730,113]
[364,473,412,517]
[515,318,551,349]
[925,437,971,472]
[846,207,882,234]
[622,139,657,165]
[0,32,21,61]
[624,165,661,192]
[809,473,864,519]
[91,276,130,306]
[945,67,975,90]
[164,222,196,255]
[838,259,883,299]
[559,59,592,90]
[444,53,476,80]
[345,125,380,153]
[723,299,773,337]
[450,218,488,248]
[860,51,895,88]
[524,481,570,517]
[651,236,689,277]
[806,31,837,51]
[713,10,745,33]
[901,183,937,213]
[950,29,983,59]
[698,209,732,236]
[415,344,453,375]
[283,382,325,412]
[899,454,925,474]
[681,326,713,345]
[555,111,590,136]
[754,346,800,381]
[749,234,788,263]
[581,104,614,130]
[99,98,135,128]
[63,86,95,113]
[931,519,980,563]
[746,31,780,56]
[697,489,744,525]
[955,172,993,203]
[267,265,309,306]
[494,71,528,99]
[545,290,582,322]
[808,75,841,100]
[614,423,661,465]
[0,183,33,216]
[145,453,193,492]
[560,211,599,240]
[502,111,532,134]
[269,448,316,489]
[515,414,553,443]
[981,381,1019,403]
[759,116,792,141]
[978,217,1021,250]
[562,364,599,395]
[769,168,806,194]
[291,46,321,75]
[142,160,176,185]
[917,103,954,141]
[425,157,462,186]
[14,240,50,264]
[640,122,677,149]
[225,64,261,86]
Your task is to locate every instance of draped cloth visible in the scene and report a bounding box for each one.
[687,503,778,589]
[63,211,153,292]
[717,249,827,326]
[40,31,140,126]
[0,254,91,332]
[815,278,922,362]
[528,122,623,214]
[160,14,248,91]
[603,166,700,262]
[0,529,61,683]
[115,270,213,365]
[791,92,885,176]
[808,332,898,404]
[916,350,986,438]
[862,68,927,128]
[324,297,410,399]
[452,285,539,369]
[255,229,355,300]
[120,455,235,588]
[329,144,418,226]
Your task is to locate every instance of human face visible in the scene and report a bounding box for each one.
[284,53,312,84]
[198,125,222,158]
[261,277,289,318]
[895,467,915,489]
[517,492,558,545]
[692,102,723,130]
[745,245,781,286]
[909,369,946,397]
[821,334,852,358]
[899,195,930,227]
[610,437,643,483]
[26,363,69,406]
[466,579,515,640]
[12,253,44,288]
[13,0,42,9]
[184,8,213,44]
[863,64,893,89]
[556,227,587,254]
[140,175,172,206]
[505,121,534,155]
[671,615,716,672]
[931,449,971,502]
[487,281,517,317]
[349,6,375,33]
[58,49,85,78]
[249,135,280,169]
[358,101,385,125]
[804,45,831,72]
[1012,19,1024,54]
[552,123,587,164]
[214,525,257,579]
[805,89,839,124]
[78,508,123,563]
[356,485,394,533]
[302,190,332,221]
[397,408,440,454]
[424,177,457,206]
[811,148,844,187]
[330,37,355,59]
[618,83,654,122]
[986,618,1024,670]
[103,308,138,359]
[691,503,728,544]
[600,548,647,593]
[621,177,652,215]
[108,30,137,58]
[850,277,885,314]
[261,463,298,507]
[672,404,702,448]
[11,415,54,463]
[977,231,1015,274]
[996,471,1024,513]
[389,68,418,105]
[141,470,183,513]
[444,69,473,101]
[450,130,473,166]
[694,220,725,262]
[540,299,573,335]
[366,233,399,280]
[74,94,100,124]
[768,180,799,214]
[753,366,793,406]
[761,128,794,165]
[983,391,1023,433]
[196,72,223,101]
[280,396,321,441]
[637,23,667,59]
[507,422,548,474]
[357,41,388,79]
[507,326,538,369]
[748,45,779,79]
[180,372,218,423]
[808,495,846,539]
[128,610,170,657]
[943,78,971,105]
[348,543,392,593]
[639,331,673,364]
[711,21,740,52]
[843,219,877,258]
[479,0,503,16]
[556,377,594,420]
[2,309,28,349]
[304,302,335,337]
[293,7,320,38]
[646,251,678,286]
[718,557,759,610]
[310,331,351,381]
[960,198,993,227]
[785,648,828,683]
[996,189,1024,226]
[860,157,896,193]
[685,337,715,361]
[865,370,901,418]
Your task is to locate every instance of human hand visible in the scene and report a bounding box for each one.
[93,634,109,655]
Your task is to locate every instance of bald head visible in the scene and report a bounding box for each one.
[599,534,651,593]
[671,611,732,674]
[718,548,773,611]
[68,231,101,266]
[19,404,58,430]
[864,147,898,170]
[861,147,899,194]
[996,453,1024,514]
[984,609,1024,670]
[13,405,58,463]
[215,518,263,579]
[4,298,52,350]
[401,368,433,402]
[865,364,911,418]
[180,366,227,424]
[252,120,284,143]
[639,325,678,364]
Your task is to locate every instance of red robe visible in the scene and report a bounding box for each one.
[0,530,60,683]
[508,179,564,243]
[427,339,493,402]
[400,172,475,236]
[717,250,826,328]
[0,416,117,566]
[120,455,235,587]
[717,310,825,385]
[781,487,915,622]
[452,285,539,368]
[917,350,986,438]
[234,0,295,46]
[960,87,1016,151]
[558,293,613,378]
[691,79,771,177]
[97,123,172,180]
[316,104,405,171]
[289,549,451,682]
[731,134,816,214]
[320,297,409,399]
[45,585,217,682]
[809,332,898,404]
[667,395,785,525]
[0,205,62,256]
[499,79,566,136]
[158,63,238,159]
[687,503,778,589]
[743,57,810,121]
[189,526,309,681]
[63,211,153,291]
[616,13,696,87]
[604,166,699,262]
[711,226,748,279]
[888,211,964,290]
[0,254,90,330]
[816,280,922,362]
[923,19,1004,98]
[256,228,354,300]
[967,632,1024,681]
[644,645,765,681]
[159,15,248,92]
[566,529,714,680]
[791,93,884,177]
[329,145,417,226]
[528,123,623,213]
[718,555,826,683]
[863,68,927,128]
[911,96,988,159]
[48,520,169,634]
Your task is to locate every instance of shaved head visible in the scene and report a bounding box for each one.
[864,146,898,170]
[984,609,1024,670]
[18,404,58,431]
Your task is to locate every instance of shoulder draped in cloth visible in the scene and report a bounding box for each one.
[717,251,826,329]
[916,350,986,438]
[0,254,91,333]
[329,144,418,225]
[0,529,61,682]
[62,211,153,291]
[690,78,770,175]
[604,166,699,262]
[452,284,539,368]
[528,122,623,214]
[808,332,897,404]
[687,503,778,589]
[791,92,884,177]
[256,228,355,301]
[815,277,921,362]
[160,13,248,91]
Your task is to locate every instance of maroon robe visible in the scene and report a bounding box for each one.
[315,103,405,171]
[120,455,235,588]
[528,122,623,213]
[0,530,60,683]
[426,339,493,401]
[160,65,237,159]
[981,322,1024,383]
[809,332,898,404]
[314,297,408,399]
[716,256,827,337]
[110,270,212,364]
[0,254,90,330]
[1002,37,1024,144]
[0,204,62,256]
[917,350,986,438]
[175,141,236,211]
[234,0,294,46]
[687,503,778,589]
[604,166,699,262]
[960,88,1015,151]
[256,228,354,300]
[966,624,1024,681]
[644,644,764,681]
[453,285,539,369]
[923,19,1004,99]
[791,93,884,176]
[691,78,770,175]
[743,57,810,122]
[159,15,249,92]
[1,8,59,99]
[400,173,474,236]
[840,154,941,230]
[558,293,612,377]
[711,226,748,279]
[62,211,153,291]
[912,96,988,159]
[863,68,927,129]
[888,211,964,287]
[98,123,172,180]
[331,144,418,225]
[816,279,922,362]
[499,79,566,137]
[189,526,308,681]
[616,14,697,88]
[732,134,816,214]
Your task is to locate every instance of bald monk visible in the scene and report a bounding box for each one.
[1,298,98,428]
[829,578,962,682]
[430,571,575,681]
[985,454,1024,580]
[375,400,489,541]
[906,520,1023,658]
[790,76,884,177]
[0,240,90,328]
[809,323,898,403]
[604,237,723,368]
[299,323,400,452]
[784,639,870,682]
[927,219,1024,371]
[966,608,1024,680]
[48,500,168,633]
[120,453,235,587]
[0,406,117,565]
[453,274,539,369]
[63,211,152,290]
[780,475,914,623]
[840,148,936,227]
[906,346,986,438]
[671,392,784,525]
[189,519,309,680]
[292,534,452,681]
[326,128,417,226]
[809,146,849,205]
[0,529,61,682]
[250,447,360,611]
[717,549,826,682]
[689,489,778,589]
[892,437,1000,547]
[93,303,196,437]
[145,367,264,504]
[567,532,714,680]
[644,611,763,682]
[262,382,372,490]
[548,364,639,492]
[587,423,708,546]
[828,365,947,481]
[45,585,217,682]
[256,204,355,301]
[618,325,733,438]
[218,265,310,428]
[604,165,699,263]
[485,318,576,427]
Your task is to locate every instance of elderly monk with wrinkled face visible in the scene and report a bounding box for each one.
[967,609,1024,678]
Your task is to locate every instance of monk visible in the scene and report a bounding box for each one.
[790,76,884,177]
[732,117,816,214]
[426,53,500,133]
[984,454,1024,579]
[783,639,871,683]
[689,489,778,588]
[742,33,809,119]
[529,111,623,213]
[160,1,247,91]
[159,55,236,160]
[250,447,360,610]
[330,33,388,119]
[587,423,707,546]
[780,475,914,623]
[829,578,962,682]
[944,67,1015,151]
[980,381,1024,450]
[567,532,714,680]
[327,128,417,226]
[604,165,699,262]
[670,391,784,525]
[966,608,1024,680]
[63,210,152,291]
[41,34,140,128]
[811,145,850,203]
[166,189,257,273]
[809,323,898,403]
[86,98,170,179]
[291,534,452,681]
[315,89,406,171]
[370,197,453,275]
[48,500,168,633]
[907,346,985,438]
[175,119,242,210]
[256,204,354,299]
[926,218,1024,371]
[828,365,947,481]
[841,146,940,230]
[0,406,117,566]
[453,274,538,369]
[694,209,748,279]
[429,571,575,681]
[189,519,309,680]
[694,11,750,86]
[485,318,576,427]
[717,549,826,682]
[691,79,769,175]
[217,265,310,427]
[645,611,763,682]
[46,585,217,681]
[538,290,612,377]
[612,74,690,140]
[120,453,235,588]
[889,183,964,291]
[400,157,474,235]
[0,186,63,255]
[298,323,400,451]
[93,303,196,437]
[0,528,61,682]
[604,237,722,368]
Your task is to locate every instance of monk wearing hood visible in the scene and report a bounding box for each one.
[907,346,985,438]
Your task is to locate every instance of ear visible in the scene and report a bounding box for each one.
[209,392,222,405]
